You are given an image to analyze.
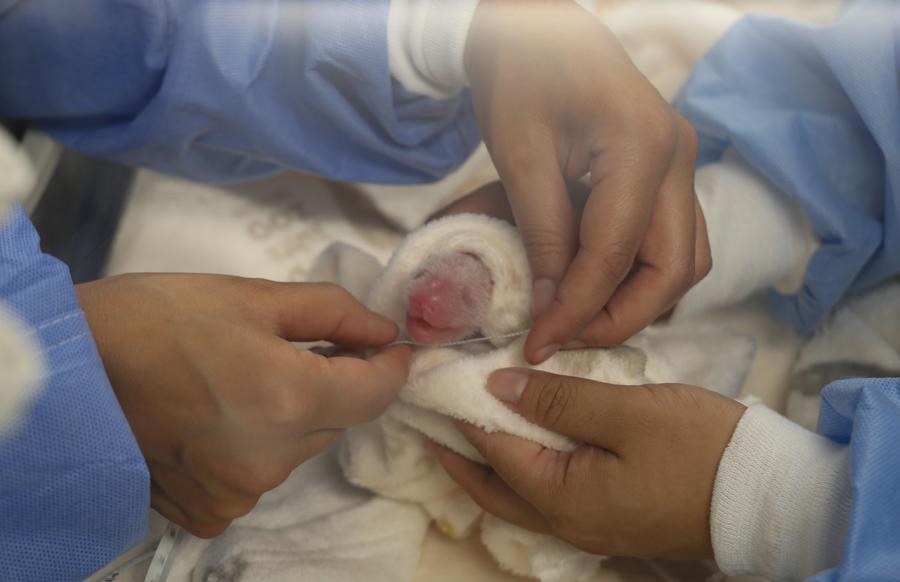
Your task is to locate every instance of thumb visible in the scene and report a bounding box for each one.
[260,282,398,347]
[486,368,648,450]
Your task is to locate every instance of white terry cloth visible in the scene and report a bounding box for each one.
[0,128,43,436]
[388,0,599,100]
[388,0,480,100]
[787,280,900,430]
[673,150,818,321]
[339,213,758,582]
[177,446,431,582]
[712,404,852,582]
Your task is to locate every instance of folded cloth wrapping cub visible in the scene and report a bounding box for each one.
[339,177,776,580]
[178,150,813,582]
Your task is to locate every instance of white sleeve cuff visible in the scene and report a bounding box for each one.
[711,404,853,582]
[388,0,480,99]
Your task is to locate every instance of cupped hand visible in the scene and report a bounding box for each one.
[430,370,745,560]
[465,0,710,363]
[77,274,410,538]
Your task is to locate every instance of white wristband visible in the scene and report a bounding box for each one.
[388,0,480,99]
[711,404,853,581]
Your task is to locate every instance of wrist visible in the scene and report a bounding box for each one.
[711,404,852,581]
[388,0,480,99]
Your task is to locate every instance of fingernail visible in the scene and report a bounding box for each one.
[488,370,530,403]
[534,344,561,364]
[562,340,587,350]
[532,278,556,318]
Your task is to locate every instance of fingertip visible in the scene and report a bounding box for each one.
[524,322,563,365]
[367,314,401,344]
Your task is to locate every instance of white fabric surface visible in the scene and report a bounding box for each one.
[336,203,763,581]
[388,0,600,100]
[712,404,852,581]
[185,448,430,582]
[388,0,480,99]
[673,151,817,319]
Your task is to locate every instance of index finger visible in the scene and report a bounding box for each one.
[580,118,702,346]
[262,282,399,348]
[297,344,412,430]
[525,120,675,363]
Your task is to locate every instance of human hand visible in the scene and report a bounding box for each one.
[77,274,410,538]
[465,0,710,363]
[430,369,745,559]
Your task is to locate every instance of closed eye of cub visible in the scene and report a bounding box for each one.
[405,252,494,345]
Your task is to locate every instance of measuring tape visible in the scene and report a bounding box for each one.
[144,522,185,582]
[389,329,529,348]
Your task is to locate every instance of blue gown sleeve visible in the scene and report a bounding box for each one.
[808,377,900,581]
[674,0,900,334]
[0,206,149,581]
[0,0,480,184]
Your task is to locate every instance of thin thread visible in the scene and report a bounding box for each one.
[389,329,530,348]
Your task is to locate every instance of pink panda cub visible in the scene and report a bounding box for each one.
[365,213,532,349]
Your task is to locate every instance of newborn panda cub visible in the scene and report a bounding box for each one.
[405,253,495,345]
[365,214,532,351]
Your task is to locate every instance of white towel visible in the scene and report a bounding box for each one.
[339,211,759,582]
[185,447,431,582]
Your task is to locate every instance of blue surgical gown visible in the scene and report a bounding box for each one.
[0,1,898,581]
[0,1,478,579]
[676,1,900,579]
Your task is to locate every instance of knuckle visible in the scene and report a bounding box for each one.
[210,497,259,521]
[595,239,635,282]
[695,247,713,282]
[233,461,290,494]
[240,277,278,298]
[187,520,230,539]
[314,281,353,302]
[238,278,282,314]
[532,376,576,430]
[677,116,699,160]
[496,135,548,170]
[521,225,572,266]
[669,262,696,294]
[636,111,678,158]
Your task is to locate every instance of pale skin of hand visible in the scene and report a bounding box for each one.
[465,0,711,363]
[430,369,746,560]
[76,274,411,538]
